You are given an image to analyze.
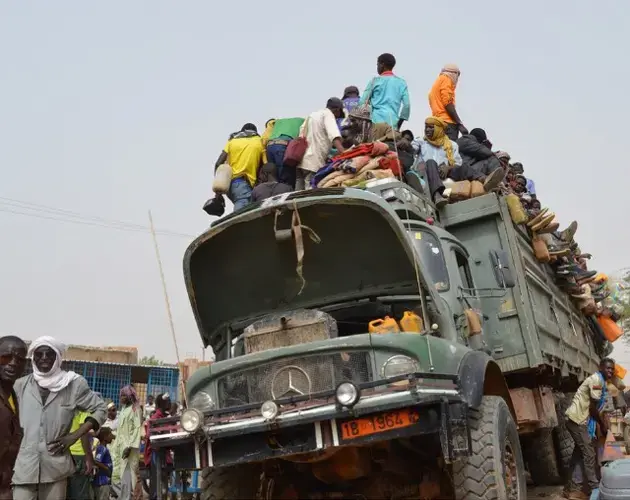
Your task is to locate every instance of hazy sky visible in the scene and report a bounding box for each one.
[2,1,629,364]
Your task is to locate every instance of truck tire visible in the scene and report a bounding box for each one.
[553,392,575,478]
[453,396,527,499]
[525,429,562,485]
[200,464,261,500]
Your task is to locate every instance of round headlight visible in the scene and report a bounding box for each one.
[335,382,360,407]
[180,408,202,433]
[261,400,279,420]
[382,355,418,379]
[189,391,215,412]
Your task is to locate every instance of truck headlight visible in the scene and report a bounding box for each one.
[335,382,360,407]
[181,409,202,433]
[382,355,418,378]
[261,400,279,420]
[189,391,215,412]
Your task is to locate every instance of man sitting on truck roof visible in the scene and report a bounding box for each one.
[457,128,502,177]
[413,117,505,208]
[563,358,615,498]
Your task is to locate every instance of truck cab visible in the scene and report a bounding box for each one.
[149,180,537,499]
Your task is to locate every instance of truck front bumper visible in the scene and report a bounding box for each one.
[151,386,471,471]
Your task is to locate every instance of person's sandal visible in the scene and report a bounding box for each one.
[531,213,556,232]
[482,168,506,192]
[537,222,560,234]
[526,207,549,227]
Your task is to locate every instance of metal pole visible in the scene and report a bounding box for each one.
[148,210,187,406]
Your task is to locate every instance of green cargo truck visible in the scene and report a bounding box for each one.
[150,180,605,499]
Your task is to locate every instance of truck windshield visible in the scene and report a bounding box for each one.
[407,230,449,291]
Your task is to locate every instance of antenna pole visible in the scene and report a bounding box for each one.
[148,210,186,405]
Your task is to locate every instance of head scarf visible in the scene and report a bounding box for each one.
[441,64,460,86]
[495,151,511,162]
[424,117,455,166]
[120,385,139,409]
[28,336,79,392]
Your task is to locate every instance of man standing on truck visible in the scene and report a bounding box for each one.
[265,117,305,188]
[428,64,467,140]
[205,123,264,214]
[564,358,616,497]
[296,98,345,190]
[358,53,410,129]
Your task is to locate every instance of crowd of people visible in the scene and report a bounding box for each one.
[200,53,537,218]
[200,52,621,348]
[0,334,178,500]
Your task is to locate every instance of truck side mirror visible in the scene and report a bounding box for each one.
[489,250,515,289]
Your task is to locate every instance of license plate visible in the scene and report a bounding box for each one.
[340,409,420,440]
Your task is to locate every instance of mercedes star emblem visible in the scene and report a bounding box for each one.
[270,365,312,399]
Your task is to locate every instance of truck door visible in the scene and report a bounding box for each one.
[445,245,477,342]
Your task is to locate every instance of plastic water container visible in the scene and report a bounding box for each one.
[599,459,630,499]
[213,163,232,194]
[369,316,400,334]
[399,311,423,333]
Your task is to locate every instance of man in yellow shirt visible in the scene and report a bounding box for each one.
[67,410,96,500]
[428,64,468,141]
[563,358,615,497]
[204,123,263,216]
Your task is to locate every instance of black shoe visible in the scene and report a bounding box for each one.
[203,196,225,217]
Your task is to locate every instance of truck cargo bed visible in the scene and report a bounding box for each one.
[440,193,598,379]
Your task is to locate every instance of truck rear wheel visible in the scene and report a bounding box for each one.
[525,429,562,485]
[553,392,575,478]
[200,464,261,500]
[452,396,527,499]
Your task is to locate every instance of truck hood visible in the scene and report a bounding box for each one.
[184,189,440,350]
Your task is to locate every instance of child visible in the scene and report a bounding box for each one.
[93,426,114,500]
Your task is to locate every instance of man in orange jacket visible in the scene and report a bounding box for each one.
[428,64,468,141]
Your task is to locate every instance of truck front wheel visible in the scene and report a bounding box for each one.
[200,464,261,500]
[452,395,527,499]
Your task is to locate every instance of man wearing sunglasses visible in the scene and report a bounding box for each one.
[0,335,27,500]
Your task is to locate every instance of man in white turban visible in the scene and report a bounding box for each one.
[12,336,107,500]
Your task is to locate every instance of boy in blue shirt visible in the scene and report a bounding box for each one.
[93,426,114,500]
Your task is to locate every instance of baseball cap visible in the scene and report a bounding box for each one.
[326,97,344,109]
[343,86,359,99]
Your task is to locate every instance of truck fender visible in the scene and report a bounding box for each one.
[457,350,516,420]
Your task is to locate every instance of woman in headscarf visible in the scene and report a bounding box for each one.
[116,385,142,500]
[428,63,468,140]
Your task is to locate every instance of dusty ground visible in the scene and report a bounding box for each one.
[528,485,564,499]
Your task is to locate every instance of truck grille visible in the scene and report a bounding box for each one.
[217,352,372,408]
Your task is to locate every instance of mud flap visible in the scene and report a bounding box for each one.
[438,398,472,464]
